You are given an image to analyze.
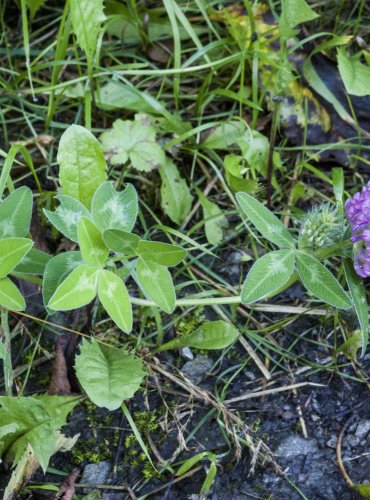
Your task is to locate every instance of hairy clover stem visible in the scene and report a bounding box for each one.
[1,309,13,396]
[129,296,242,307]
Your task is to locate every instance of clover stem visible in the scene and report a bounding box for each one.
[1,309,13,396]
[129,296,242,307]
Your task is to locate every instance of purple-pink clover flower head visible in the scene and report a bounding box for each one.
[345,181,370,277]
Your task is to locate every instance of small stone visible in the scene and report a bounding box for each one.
[81,461,111,492]
[355,420,370,439]
[243,370,256,381]
[181,347,194,361]
[230,251,241,264]
[181,355,213,384]
[326,436,337,448]
[275,435,318,458]
[344,435,360,448]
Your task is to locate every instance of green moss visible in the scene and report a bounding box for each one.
[71,401,120,466]
[176,307,205,338]
[123,410,162,480]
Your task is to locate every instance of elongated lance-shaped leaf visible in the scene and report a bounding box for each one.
[136,258,175,313]
[0,238,33,278]
[75,338,146,411]
[57,125,107,209]
[138,241,187,267]
[158,321,239,351]
[48,264,99,311]
[70,0,106,66]
[241,250,296,304]
[103,229,140,255]
[160,158,193,225]
[98,270,132,333]
[77,217,109,266]
[236,192,295,248]
[198,190,228,246]
[297,252,351,309]
[44,195,92,242]
[91,182,138,233]
[0,186,32,238]
[344,259,369,355]
[0,277,25,311]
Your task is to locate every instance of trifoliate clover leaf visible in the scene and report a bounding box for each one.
[100,118,165,172]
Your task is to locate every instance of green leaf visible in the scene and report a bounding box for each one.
[279,0,319,40]
[332,167,344,207]
[0,238,33,278]
[0,340,6,360]
[44,195,92,242]
[337,48,370,97]
[354,483,370,499]
[241,250,296,304]
[103,229,140,255]
[201,460,217,494]
[100,118,165,172]
[98,270,132,333]
[297,252,351,309]
[70,0,106,64]
[0,278,25,311]
[138,241,187,267]
[91,182,138,233]
[75,338,146,411]
[42,251,83,309]
[236,130,269,178]
[176,451,210,475]
[344,260,369,356]
[0,187,32,238]
[14,248,51,275]
[198,191,228,246]
[159,320,239,351]
[48,264,99,311]
[25,0,46,20]
[136,258,175,313]
[57,125,107,209]
[202,121,246,150]
[236,192,295,248]
[0,395,79,472]
[224,155,258,194]
[77,217,109,266]
[97,79,162,114]
[159,158,193,225]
